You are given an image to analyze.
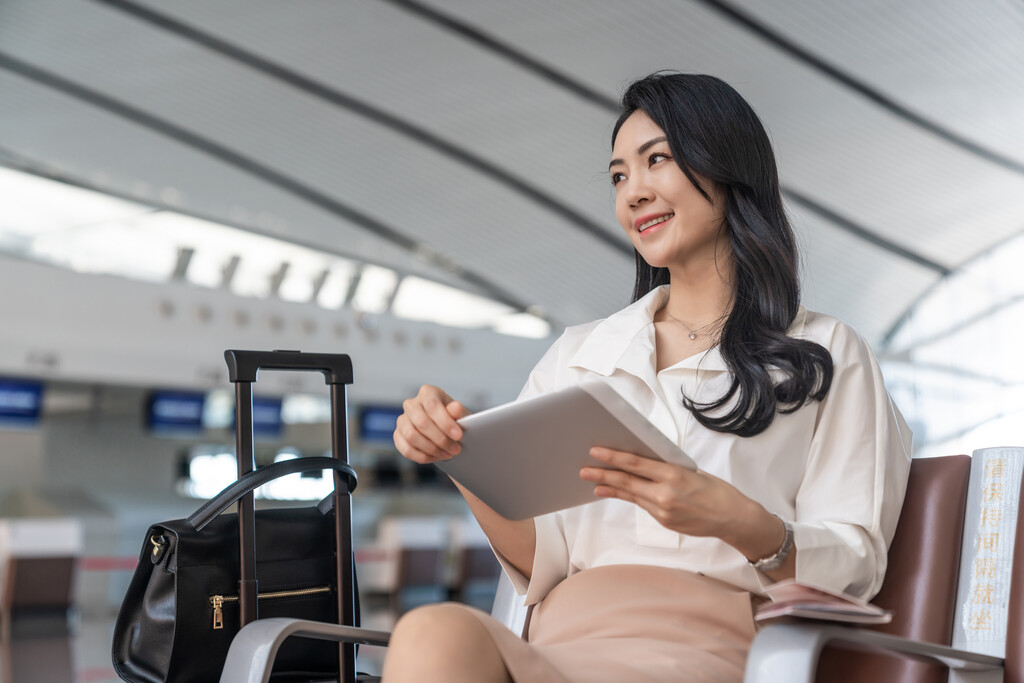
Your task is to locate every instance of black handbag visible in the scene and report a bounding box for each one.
[112,350,362,683]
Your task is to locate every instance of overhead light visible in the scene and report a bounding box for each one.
[351,265,398,314]
[493,312,551,339]
[0,167,549,338]
[316,264,359,308]
[392,276,512,328]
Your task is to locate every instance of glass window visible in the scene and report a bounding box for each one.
[880,233,1024,457]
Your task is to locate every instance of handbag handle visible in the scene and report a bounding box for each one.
[224,349,354,385]
[187,456,358,532]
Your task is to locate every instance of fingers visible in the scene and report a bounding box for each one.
[580,462,655,502]
[393,429,438,465]
[580,447,692,515]
[446,399,470,420]
[589,447,674,479]
[393,385,465,464]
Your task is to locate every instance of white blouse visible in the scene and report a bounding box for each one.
[498,285,912,605]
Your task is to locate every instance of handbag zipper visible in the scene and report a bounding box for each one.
[209,586,332,629]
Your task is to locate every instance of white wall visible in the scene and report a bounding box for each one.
[0,254,550,406]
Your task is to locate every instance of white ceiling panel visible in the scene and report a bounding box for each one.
[119,0,628,232]
[2,0,1022,353]
[729,0,1024,161]
[0,71,467,290]
[427,0,1024,268]
[793,208,938,342]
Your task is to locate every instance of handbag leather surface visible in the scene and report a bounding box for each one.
[112,457,358,683]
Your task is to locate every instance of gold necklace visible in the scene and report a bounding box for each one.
[663,310,726,340]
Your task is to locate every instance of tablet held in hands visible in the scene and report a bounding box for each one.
[434,382,696,520]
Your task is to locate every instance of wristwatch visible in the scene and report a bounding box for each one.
[750,514,794,572]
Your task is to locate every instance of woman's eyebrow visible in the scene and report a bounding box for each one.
[637,136,668,155]
[608,136,669,170]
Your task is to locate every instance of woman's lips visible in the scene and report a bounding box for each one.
[635,212,674,233]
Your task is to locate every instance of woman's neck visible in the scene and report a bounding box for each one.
[660,260,734,327]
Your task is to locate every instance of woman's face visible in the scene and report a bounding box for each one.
[610,111,728,274]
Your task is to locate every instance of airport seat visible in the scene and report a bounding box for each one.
[446,545,502,610]
[0,518,81,683]
[447,516,503,610]
[219,455,1003,683]
[391,546,447,614]
[370,516,450,616]
[0,517,82,634]
[745,452,1021,682]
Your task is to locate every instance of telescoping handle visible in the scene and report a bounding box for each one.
[224,349,354,385]
[225,349,356,683]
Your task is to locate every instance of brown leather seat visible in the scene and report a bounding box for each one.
[816,454,971,682]
[2,555,77,615]
[392,547,445,614]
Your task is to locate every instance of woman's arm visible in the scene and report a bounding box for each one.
[393,384,537,578]
[449,479,536,579]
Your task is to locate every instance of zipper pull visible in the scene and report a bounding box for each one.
[211,596,224,630]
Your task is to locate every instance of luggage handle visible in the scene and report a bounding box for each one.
[187,457,358,532]
[225,348,357,683]
[224,349,354,385]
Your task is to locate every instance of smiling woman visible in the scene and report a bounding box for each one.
[610,74,834,437]
[610,112,728,279]
[384,72,912,683]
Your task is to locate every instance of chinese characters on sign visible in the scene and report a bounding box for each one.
[955,448,1023,656]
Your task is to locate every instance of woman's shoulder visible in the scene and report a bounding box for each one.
[794,307,875,360]
[555,289,664,350]
[542,318,606,359]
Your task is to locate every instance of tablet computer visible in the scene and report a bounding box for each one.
[434,382,696,520]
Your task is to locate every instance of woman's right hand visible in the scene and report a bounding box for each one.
[396,385,536,577]
[393,385,468,464]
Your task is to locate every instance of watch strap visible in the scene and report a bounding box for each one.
[751,514,794,572]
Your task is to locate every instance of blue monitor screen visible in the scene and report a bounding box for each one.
[359,405,403,444]
[0,379,44,427]
[251,396,284,438]
[146,391,206,435]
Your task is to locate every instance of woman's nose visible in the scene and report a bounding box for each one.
[625,178,653,207]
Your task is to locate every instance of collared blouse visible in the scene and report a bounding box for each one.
[498,285,912,605]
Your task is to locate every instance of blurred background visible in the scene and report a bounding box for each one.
[1,0,1022,680]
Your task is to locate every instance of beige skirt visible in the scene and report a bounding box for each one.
[463,564,759,683]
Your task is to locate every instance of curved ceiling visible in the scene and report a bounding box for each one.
[2,0,1023,345]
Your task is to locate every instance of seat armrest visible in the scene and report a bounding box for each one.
[744,623,1004,683]
[219,618,390,683]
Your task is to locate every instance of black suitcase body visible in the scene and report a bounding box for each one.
[111,350,362,683]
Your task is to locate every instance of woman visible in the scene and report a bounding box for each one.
[384,72,912,682]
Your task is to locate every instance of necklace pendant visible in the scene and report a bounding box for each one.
[689,331,697,340]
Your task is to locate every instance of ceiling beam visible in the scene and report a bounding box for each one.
[378,0,614,110]
[0,53,547,323]
[784,189,951,275]
[384,0,950,275]
[92,0,632,258]
[693,0,1024,177]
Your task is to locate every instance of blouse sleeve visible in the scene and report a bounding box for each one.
[790,321,913,601]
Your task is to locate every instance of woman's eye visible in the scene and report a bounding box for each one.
[610,172,626,186]
[649,153,670,166]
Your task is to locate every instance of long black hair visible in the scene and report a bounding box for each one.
[613,72,832,437]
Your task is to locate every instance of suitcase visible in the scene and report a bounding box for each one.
[225,349,360,683]
[112,349,362,683]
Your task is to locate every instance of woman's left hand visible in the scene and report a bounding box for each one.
[580,446,784,563]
